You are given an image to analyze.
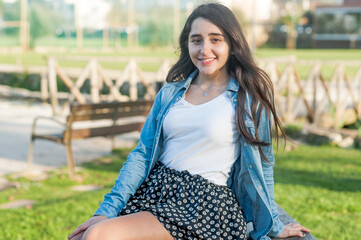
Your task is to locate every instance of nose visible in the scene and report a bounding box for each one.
[200,41,211,54]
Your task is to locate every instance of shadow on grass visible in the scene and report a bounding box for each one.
[81,148,131,173]
[274,144,361,192]
[275,167,361,192]
[81,144,361,193]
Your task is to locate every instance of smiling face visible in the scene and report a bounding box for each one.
[188,17,230,80]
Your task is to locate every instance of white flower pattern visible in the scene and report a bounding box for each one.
[119,162,247,240]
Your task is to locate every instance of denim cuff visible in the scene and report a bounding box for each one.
[93,203,119,219]
[267,217,285,237]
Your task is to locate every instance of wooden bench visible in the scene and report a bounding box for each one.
[245,205,316,239]
[27,100,153,178]
[273,204,316,240]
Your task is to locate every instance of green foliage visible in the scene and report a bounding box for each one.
[278,14,293,26]
[28,2,61,47]
[0,72,41,91]
[344,118,361,148]
[2,0,20,36]
[284,123,303,138]
[138,7,173,47]
[2,0,20,21]
[139,20,173,47]
[0,72,70,92]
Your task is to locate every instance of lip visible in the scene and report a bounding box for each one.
[198,57,216,64]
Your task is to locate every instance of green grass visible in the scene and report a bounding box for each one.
[255,48,361,61]
[0,148,131,240]
[0,145,360,239]
[274,144,361,240]
[255,49,361,80]
[0,35,20,47]
[0,49,177,72]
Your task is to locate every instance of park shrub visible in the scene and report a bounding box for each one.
[285,123,303,139]
[0,72,40,91]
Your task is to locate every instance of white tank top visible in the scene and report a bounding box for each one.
[159,91,241,186]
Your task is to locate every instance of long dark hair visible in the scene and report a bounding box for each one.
[166,3,286,160]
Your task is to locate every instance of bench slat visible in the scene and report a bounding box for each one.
[70,122,144,139]
[71,109,150,121]
[71,100,153,111]
[32,133,64,143]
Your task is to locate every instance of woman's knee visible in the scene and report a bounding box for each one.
[81,224,105,240]
[81,220,128,240]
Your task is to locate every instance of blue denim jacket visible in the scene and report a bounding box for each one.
[94,71,284,240]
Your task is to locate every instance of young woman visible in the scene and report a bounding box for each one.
[69,3,310,240]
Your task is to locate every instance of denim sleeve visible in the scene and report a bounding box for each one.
[93,89,163,218]
[258,108,285,237]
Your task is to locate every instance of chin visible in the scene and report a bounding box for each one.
[198,68,216,75]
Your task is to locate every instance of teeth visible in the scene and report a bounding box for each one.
[201,59,214,63]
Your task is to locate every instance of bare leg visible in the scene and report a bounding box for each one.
[81,211,174,240]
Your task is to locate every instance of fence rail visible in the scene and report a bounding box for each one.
[260,58,361,128]
[1,56,361,129]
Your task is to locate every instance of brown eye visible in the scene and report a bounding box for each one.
[191,39,201,44]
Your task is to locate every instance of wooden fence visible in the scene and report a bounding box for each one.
[1,56,361,128]
[47,57,171,115]
[260,57,361,128]
[22,56,172,115]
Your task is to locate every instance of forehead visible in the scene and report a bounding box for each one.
[189,17,223,36]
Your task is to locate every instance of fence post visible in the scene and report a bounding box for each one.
[129,59,138,101]
[293,67,314,122]
[90,58,100,103]
[312,63,321,123]
[344,72,359,116]
[48,58,59,115]
[40,72,48,103]
[356,66,361,117]
[335,63,344,128]
[285,64,295,123]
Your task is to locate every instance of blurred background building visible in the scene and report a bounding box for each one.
[0,0,360,52]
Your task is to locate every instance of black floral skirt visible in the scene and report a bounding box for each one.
[119,162,247,240]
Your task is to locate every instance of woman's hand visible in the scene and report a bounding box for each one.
[68,215,109,240]
[277,223,311,238]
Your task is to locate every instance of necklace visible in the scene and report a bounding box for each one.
[195,81,228,96]
[195,84,209,96]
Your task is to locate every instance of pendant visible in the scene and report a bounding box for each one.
[204,92,208,96]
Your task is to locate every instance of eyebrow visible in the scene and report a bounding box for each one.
[189,33,224,38]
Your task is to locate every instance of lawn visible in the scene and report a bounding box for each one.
[0,144,360,240]
[274,144,361,240]
[0,48,176,71]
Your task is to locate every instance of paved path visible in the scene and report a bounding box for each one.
[0,99,140,177]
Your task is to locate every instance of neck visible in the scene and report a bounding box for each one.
[196,72,230,87]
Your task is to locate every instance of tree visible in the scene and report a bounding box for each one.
[138,6,174,47]
[28,1,61,47]
[2,1,20,35]
[0,0,4,20]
